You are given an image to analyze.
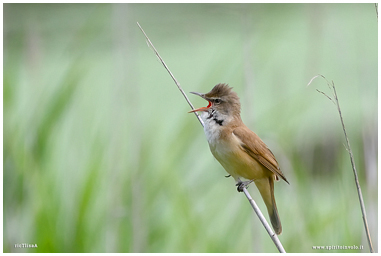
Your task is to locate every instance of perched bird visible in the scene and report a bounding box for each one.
[189,83,288,235]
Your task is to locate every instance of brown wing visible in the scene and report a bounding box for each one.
[233,126,289,184]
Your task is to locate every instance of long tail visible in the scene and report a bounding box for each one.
[254,176,282,235]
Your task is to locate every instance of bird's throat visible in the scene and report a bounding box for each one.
[206,109,224,126]
[212,117,223,126]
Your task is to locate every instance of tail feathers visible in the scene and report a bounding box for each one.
[269,202,282,235]
[255,177,282,235]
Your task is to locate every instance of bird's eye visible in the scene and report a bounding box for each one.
[214,99,222,104]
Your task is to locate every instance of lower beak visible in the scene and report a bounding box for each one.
[188,91,211,113]
[188,106,209,113]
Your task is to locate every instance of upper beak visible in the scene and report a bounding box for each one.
[188,91,212,113]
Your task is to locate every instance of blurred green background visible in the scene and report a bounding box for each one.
[3,3,377,253]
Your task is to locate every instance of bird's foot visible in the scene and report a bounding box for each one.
[225,175,231,178]
[236,180,254,192]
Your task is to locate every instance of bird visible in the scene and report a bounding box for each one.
[189,83,289,235]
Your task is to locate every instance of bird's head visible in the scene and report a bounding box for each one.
[189,83,241,119]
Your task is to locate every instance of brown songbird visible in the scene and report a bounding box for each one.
[189,83,289,235]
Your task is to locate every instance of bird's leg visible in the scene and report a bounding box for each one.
[236,178,254,192]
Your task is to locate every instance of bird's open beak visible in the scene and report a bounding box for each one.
[188,92,212,113]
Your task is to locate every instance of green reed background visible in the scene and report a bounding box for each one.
[3,3,377,253]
